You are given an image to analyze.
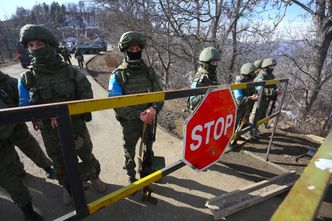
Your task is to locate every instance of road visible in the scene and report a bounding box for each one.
[0,56,285,221]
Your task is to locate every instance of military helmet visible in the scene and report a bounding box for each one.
[20,24,59,48]
[240,63,256,75]
[254,59,263,69]
[261,58,277,68]
[199,47,220,63]
[118,31,146,52]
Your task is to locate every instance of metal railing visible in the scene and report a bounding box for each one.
[0,79,288,220]
[271,131,332,221]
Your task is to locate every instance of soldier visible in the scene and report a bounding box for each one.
[74,48,84,69]
[60,47,72,66]
[0,71,54,179]
[187,47,220,111]
[249,58,280,138]
[17,24,106,204]
[0,101,43,221]
[254,59,263,74]
[108,31,164,183]
[232,63,258,144]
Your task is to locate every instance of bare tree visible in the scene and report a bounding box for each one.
[281,0,332,116]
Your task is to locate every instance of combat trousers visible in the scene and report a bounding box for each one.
[119,118,154,179]
[0,160,31,207]
[249,98,270,125]
[78,59,84,69]
[9,123,52,172]
[39,117,100,189]
[235,100,254,130]
[65,59,72,66]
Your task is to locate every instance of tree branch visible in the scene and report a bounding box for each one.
[281,53,318,82]
[289,0,315,15]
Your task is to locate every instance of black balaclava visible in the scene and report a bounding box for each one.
[266,67,274,75]
[29,42,65,70]
[241,75,251,82]
[200,62,218,82]
[29,43,56,61]
[125,49,142,62]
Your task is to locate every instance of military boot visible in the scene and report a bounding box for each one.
[91,177,107,193]
[21,201,44,221]
[228,139,238,151]
[250,128,261,139]
[43,166,55,179]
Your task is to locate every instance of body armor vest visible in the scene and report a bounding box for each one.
[115,62,155,95]
[256,69,277,98]
[22,65,77,104]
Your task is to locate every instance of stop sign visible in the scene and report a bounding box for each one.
[183,87,237,171]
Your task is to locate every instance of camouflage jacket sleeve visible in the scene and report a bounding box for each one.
[0,101,16,139]
[0,73,19,107]
[7,77,19,106]
[18,71,32,106]
[73,68,93,100]
[73,68,93,121]
[114,106,142,121]
[233,75,251,107]
[188,73,209,110]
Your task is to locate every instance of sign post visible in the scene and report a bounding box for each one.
[182,87,237,171]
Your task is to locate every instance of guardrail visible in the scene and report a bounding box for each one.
[0,79,288,220]
[271,131,332,221]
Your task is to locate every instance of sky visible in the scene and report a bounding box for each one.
[0,0,75,20]
[0,0,309,38]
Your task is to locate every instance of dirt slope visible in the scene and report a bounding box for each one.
[86,53,332,221]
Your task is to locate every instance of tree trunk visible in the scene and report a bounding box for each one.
[303,20,332,116]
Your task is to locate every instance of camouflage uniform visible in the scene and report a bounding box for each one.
[108,31,164,182]
[249,58,278,127]
[61,47,72,66]
[0,71,53,176]
[188,47,220,111]
[233,63,257,128]
[0,101,43,220]
[74,49,84,69]
[18,24,104,193]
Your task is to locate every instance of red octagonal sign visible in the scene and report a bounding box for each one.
[183,87,237,171]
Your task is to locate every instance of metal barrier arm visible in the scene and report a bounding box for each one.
[271,131,332,221]
[266,80,289,160]
[66,79,288,115]
[0,79,288,122]
[0,103,63,125]
[0,79,288,221]
[55,161,186,220]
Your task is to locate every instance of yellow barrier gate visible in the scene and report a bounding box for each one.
[0,79,288,220]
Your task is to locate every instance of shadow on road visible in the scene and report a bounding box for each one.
[215,162,278,182]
